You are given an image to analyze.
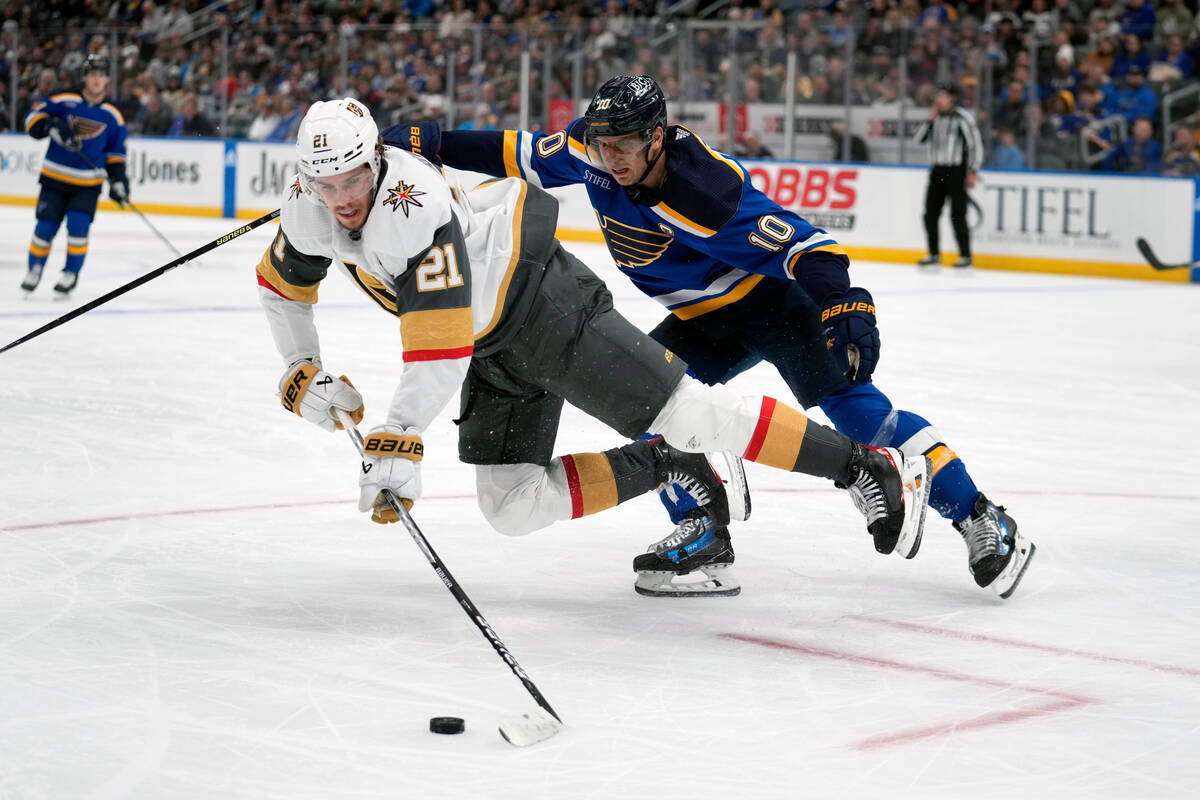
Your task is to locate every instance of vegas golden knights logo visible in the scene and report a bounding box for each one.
[345,102,364,117]
[596,213,674,268]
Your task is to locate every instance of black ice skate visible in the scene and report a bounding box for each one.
[633,440,738,597]
[954,493,1036,599]
[20,265,43,293]
[53,270,79,298]
[838,443,930,558]
[634,511,738,597]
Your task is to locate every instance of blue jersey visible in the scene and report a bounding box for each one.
[24,90,128,192]
[437,119,851,318]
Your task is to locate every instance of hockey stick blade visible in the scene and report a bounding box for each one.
[1136,237,1199,270]
[498,708,564,747]
[0,210,280,357]
[334,409,564,746]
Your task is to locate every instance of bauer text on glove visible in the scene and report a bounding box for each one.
[278,362,364,432]
[357,425,423,523]
[821,287,880,383]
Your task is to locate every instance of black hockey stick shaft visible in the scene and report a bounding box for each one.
[336,410,561,724]
[76,149,183,258]
[0,209,280,356]
[1136,237,1199,271]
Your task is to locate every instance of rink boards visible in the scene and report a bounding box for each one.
[1,133,1196,282]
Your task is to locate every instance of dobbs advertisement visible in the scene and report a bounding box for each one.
[738,161,1195,270]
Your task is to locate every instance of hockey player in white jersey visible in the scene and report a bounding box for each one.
[256,98,932,591]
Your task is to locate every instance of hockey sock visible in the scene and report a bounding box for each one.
[64,210,91,275]
[820,382,980,522]
[742,397,853,481]
[29,218,61,271]
[560,440,659,520]
[924,447,979,523]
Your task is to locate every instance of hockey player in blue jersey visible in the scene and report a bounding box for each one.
[21,53,130,297]
[381,74,1035,599]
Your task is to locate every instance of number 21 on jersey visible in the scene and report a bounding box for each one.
[416,243,464,292]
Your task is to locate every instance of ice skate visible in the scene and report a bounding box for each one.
[634,439,737,597]
[952,256,973,269]
[954,493,1035,599]
[838,444,930,558]
[52,270,78,298]
[20,265,43,293]
[634,511,739,597]
[916,254,941,269]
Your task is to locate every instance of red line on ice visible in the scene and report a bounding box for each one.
[719,631,1096,750]
[0,493,478,533]
[849,614,1200,678]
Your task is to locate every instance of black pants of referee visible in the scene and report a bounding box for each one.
[923,164,970,258]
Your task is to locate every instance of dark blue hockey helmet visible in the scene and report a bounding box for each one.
[82,53,110,77]
[584,75,668,148]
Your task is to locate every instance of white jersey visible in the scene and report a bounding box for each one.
[257,146,559,433]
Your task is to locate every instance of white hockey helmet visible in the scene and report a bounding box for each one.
[295,98,381,199]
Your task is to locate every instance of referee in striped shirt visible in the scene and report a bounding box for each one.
[915,83,984,269]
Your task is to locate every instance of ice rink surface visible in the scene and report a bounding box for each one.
[1,206,1199,800]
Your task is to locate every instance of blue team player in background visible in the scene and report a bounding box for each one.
[21,53,130,297]
[384,74,1036,600]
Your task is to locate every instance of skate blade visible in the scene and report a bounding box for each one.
[991,534,1036,599]
[634,566,741,597]
[895,455,932,559]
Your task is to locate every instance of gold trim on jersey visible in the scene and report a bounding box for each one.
[786,243,849,278]
[477,180,528,340]
[39,166,105,187]
[651,201,716,238]
[255,245,319,304]
[347,262,398,313]
[503,130,521,178]
[399,307,475,352]
[670,273,764,320]
[596,213,674,268]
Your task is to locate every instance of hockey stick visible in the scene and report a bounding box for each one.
[75,149,184,258]
[0,210,280,357]
[334,408,564,747]
[1135,237,1200,271]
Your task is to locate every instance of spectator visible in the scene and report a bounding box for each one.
[1151,35,1194,81]
[1081,34,1119,75]
[828,120,869,162]
[988,127,1026,169]
[166,93,216,137]
[457,102,498,131]
[1154,0,1194,48]
[1161,126,1200,175]
[1111,33,1151,81]
[1103,115,1162,172]
[731,130,774,160]
[1116,0,1155,41]
[1045,45,1080,97]
[245,95,282,141]
[1104,64,1158,122]
[134,88,174,135]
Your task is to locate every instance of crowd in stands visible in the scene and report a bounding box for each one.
[3,0,1199,175]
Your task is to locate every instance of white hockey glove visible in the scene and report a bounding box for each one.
[278,361,364,432]
[357,425,423,523]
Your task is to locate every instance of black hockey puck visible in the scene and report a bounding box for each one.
[429,716,465,735]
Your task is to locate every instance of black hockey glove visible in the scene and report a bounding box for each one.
[821,287,880,383]
[380,121,443,167]
[48,116,81,151]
